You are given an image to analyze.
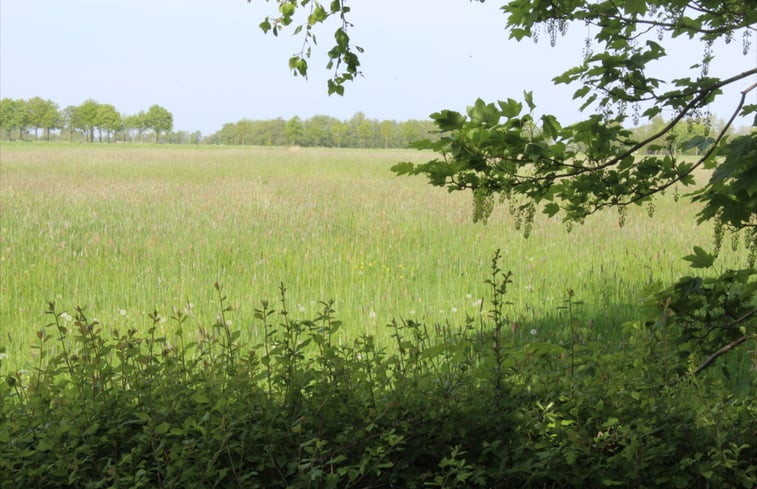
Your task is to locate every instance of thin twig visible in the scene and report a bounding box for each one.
[693,334,753,377]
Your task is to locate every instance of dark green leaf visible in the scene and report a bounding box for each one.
[683,246,715,269]
[497,98,522,119]
[430,110,466,131]
[543,202,560,217]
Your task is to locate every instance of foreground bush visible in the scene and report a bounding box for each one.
[1,258,755,488]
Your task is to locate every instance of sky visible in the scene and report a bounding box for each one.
[1,0,755,135]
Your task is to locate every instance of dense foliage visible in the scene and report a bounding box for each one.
[2,261,755,488]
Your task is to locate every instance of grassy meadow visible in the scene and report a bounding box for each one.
[0,141,748,371]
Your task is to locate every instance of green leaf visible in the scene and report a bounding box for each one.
[523,90,535,111]
[37,437,54,451]
[497,98,522,119]
[579,93,597,112]
[572,86,591,99]
[541,115,561,139]
[308,4,328,24]
[280,2,296,17]
[683,246,715,269]
[524,342,566,356]
[543,202,560,217]
[391,162,416,176]
[334,27,349,48]
[191,391,209,404]
[430,110,466,131]
[681,135,713,153]
[624,0,647,16]
[468,98,500,125]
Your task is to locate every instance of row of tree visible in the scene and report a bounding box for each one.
[0,97,439,149]
[0,98,174,143]
[205,113,439,148]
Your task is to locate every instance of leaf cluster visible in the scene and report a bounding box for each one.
[252,0,362,95]
[392,92,705,226]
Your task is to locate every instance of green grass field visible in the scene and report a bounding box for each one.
[0,142,748,371]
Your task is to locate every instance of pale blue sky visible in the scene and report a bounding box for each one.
[1,0,754,134]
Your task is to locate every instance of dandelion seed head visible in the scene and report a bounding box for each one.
[119,309,127,316]
[368,310,377,319]
[530,328,538,336]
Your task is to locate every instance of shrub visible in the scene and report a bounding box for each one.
[1,256,754,488]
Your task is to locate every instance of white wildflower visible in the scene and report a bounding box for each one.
[530,328,538,336]
[368,310,377,319]
[119,309,127,316]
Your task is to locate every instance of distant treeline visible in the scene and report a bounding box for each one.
[0,97,437,148]
[0,97,180,144]
[205,114,439,148]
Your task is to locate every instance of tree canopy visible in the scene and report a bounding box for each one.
[144,104,174,143]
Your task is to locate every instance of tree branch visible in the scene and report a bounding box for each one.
[606,68,757,164]
[593,78,756,210]
[692,333,754,377]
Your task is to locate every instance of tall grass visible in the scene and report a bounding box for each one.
[0,142,748,370]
